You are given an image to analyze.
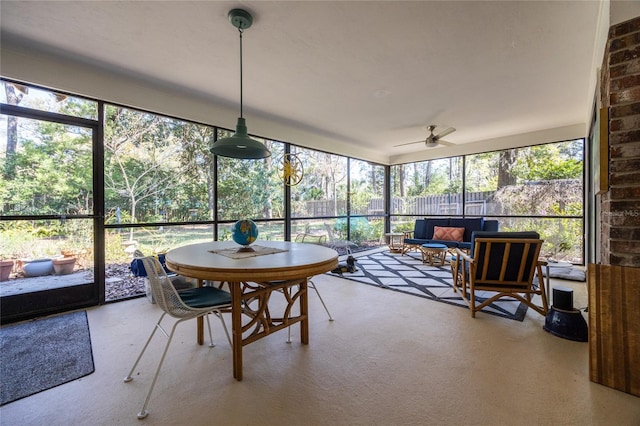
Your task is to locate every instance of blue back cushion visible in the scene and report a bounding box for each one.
[483,220,499,232]
[450,217,484,242]
[470,231,541,282]
[413,219,428,239]
[424,218,450,239]
[470,231,539,256]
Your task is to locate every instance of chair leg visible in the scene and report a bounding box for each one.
[469,286,477,318]
[205,313,215,348]
[215,311,232,347]
[287,279,333,343]
[134,319,184,419]
[204,311,232,348]
[309,280,334,321]
[124,312,167,383]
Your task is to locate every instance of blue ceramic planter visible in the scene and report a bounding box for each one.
[21,258,54,277]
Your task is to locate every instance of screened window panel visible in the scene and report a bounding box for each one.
[217,220,284,242]
[216,134,284,221]
[290,147,347,218]
[1,80,98,120]
[390,157,463,216]
[104,105,217,224]
[465,140,584,217]
[349,159,385,216]
[486,216,584,263]
[0,115,93,216]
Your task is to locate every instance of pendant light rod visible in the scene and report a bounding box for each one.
[239,27,244,118]
[210,8,270,159]
[230,7,252,120]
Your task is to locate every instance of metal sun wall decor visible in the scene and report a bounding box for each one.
[278,153,304,186]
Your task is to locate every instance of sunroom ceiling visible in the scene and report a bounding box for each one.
[0,1,604,164]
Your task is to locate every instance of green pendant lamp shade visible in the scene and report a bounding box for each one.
[210,9,271,159]
[212,117,270,159]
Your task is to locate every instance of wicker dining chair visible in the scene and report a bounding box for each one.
[124,256,232,419]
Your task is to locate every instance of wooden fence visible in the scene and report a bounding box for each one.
[302,191,494,217]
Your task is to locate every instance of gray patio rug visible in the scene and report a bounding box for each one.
[329,250,528,321]
[0,310,95,405]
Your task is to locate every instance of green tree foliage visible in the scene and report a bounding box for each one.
[0,119,92,215]
[290,148,347,217]
[1,83,97,216]
[512,142,582,182]
[216,139,283,221]
[465,152,498,192]
[104,106,218,229]
[349,159,384,216]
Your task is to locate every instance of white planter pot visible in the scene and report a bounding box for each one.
[21,258,54,277]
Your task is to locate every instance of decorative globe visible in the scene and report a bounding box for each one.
[232,219,259,248]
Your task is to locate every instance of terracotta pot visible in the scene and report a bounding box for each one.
[53,257,76,275]
[0,260,14,281]
[61,250,78,258]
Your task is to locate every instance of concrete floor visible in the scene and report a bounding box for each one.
[0,267,638,425]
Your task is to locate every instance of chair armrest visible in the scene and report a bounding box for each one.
[402,231,414,238]
[455,248,474,264]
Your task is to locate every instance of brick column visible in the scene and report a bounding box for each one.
[590,15,640,398]
[600,16,640,267]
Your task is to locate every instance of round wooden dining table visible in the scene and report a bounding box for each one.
[165,240,338,381]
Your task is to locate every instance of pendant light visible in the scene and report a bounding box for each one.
[210,8,271,159]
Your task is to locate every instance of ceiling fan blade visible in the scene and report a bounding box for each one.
[435,127,456,139]
[394,140,424,147]
[438,139,455,147]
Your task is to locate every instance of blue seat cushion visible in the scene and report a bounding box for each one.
[458,241,472,251]
[178,287,232,308]
[404,238,427,246]
[435,240,459,248]
[422,243,448,249]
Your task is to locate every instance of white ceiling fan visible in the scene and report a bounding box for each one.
[395,125,456,148]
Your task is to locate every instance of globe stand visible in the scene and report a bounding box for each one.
[236,246,256,253]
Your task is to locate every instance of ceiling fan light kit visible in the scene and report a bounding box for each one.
[210,8,271,160]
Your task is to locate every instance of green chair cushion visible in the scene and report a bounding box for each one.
[178,287,231,308]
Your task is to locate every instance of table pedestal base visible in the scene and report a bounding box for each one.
[197,278,309,381]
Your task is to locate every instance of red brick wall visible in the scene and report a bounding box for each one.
[600,16,640,267]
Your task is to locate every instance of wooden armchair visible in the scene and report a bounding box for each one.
[451,231,549,318]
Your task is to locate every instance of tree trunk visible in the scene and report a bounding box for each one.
[424,161,432,188]
[370,165,377,193]
[497,149,518,188]
[4,84,22,156]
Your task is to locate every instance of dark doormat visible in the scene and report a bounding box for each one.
[0,310,95,405]
[329,251,528,321]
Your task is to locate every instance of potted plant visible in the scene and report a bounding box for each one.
[0,259,14,281]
